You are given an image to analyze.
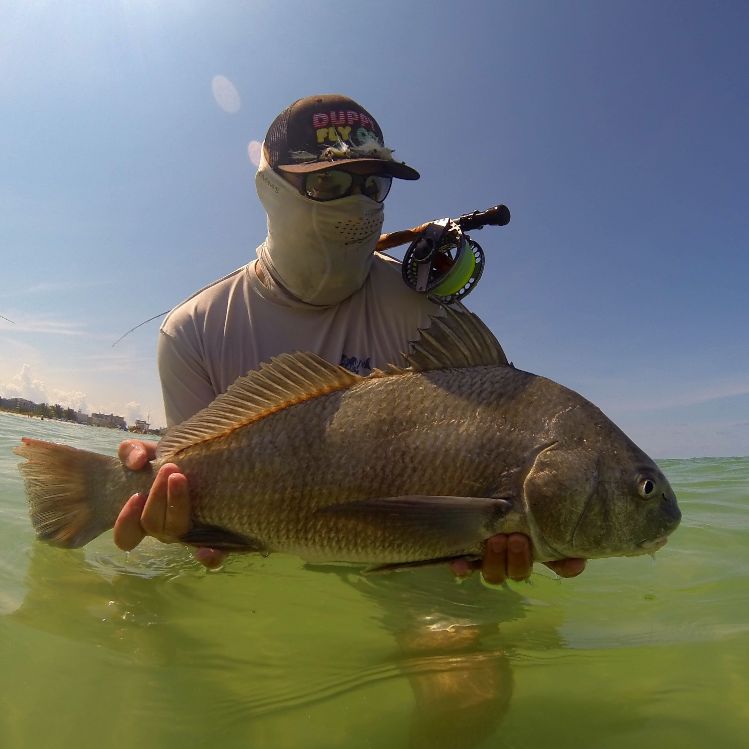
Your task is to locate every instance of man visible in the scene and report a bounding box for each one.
[115,93,585,584]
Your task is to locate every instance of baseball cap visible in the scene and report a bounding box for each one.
[264,94,420,180]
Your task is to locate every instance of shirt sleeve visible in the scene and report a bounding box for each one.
[157,329,217,426]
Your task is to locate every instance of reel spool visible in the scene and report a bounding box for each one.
[401,218,485,305]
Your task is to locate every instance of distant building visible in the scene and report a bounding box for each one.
[134,419,150,433]
[75,411,91,425]
[91,412,127,430]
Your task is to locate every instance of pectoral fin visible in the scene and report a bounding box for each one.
[364,554,482,574]
[180,525,268,552]
[319,495,513,558]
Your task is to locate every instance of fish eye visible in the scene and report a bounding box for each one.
[638,477,657,499]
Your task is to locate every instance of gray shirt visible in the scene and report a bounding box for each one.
[158,252,444,426]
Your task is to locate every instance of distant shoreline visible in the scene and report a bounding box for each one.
[0,408,164,436]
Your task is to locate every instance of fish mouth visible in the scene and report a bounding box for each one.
[638,535,669,552]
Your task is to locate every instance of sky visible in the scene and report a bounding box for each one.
[0,0,747,457]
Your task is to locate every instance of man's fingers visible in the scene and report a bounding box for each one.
[506,533,533,581]
[449,558,478,578]
[480,533,533,586]
[113,493,148,551]
[113,458,196,554]
[140,463,183,542]
[118,439,158,471]
[481,535,508,585]
[163,472,191,539]
[545,558,587,578]
[118,440,147,470]
[194,547,228,570]
[454,534,586,587]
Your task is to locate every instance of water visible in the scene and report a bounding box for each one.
[1,411,747,748]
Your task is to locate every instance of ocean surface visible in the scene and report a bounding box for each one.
[0,411,747,749]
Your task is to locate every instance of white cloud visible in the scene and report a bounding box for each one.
[0,365,166,425]
[0,280,107,299]
[56,352,154,375]
[616,379,749,414]
[0,335,41,365]
[0,363,90,411]
[628,420,749,459]
[125,401,145,423]
[2,313,89,337]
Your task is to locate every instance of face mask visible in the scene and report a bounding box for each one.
[255,158,384,306]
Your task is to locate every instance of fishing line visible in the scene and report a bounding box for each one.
[111,310,171,347]
[111,203,511,345]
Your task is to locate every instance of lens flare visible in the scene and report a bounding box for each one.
[247,140,262,167]
[211,75,241,113]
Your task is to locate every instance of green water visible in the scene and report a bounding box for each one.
[1,412,747,748]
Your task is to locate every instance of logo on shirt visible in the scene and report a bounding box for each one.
[340,354,371,375]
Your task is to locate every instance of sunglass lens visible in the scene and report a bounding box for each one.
[304,171,352,201]
[362,175,392,202]
[303,171,393,202]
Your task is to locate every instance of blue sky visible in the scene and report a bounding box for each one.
[1,0,747,457]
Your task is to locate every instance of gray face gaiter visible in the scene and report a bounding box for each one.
[255,158,384,306]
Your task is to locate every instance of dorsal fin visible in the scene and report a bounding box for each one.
[404,307,509,371]
[157,309,508,460]
[157,353,362,460]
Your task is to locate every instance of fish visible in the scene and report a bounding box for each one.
[14,308,681,569]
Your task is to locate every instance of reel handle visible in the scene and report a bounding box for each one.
[376,203,510,252]
[455,204,511,231]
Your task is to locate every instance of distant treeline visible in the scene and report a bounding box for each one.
[1,397,79,422]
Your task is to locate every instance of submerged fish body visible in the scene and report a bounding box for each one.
[15,310,681,566]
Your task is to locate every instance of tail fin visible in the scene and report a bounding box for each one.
[14,437,129,548]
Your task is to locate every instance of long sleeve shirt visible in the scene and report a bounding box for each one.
[158,252,444,426]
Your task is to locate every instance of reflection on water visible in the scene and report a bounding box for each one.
[1,414,749,748]
[7,536,533,748]
[334,569,530,748]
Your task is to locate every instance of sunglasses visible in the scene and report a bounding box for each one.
[301,169,393,203]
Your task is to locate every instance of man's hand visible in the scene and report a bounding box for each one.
[114,439,226,569]
[450,533,586,585]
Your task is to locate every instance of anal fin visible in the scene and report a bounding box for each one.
[364,553,481,574]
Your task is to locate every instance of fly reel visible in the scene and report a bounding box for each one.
[401,218,485,305]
